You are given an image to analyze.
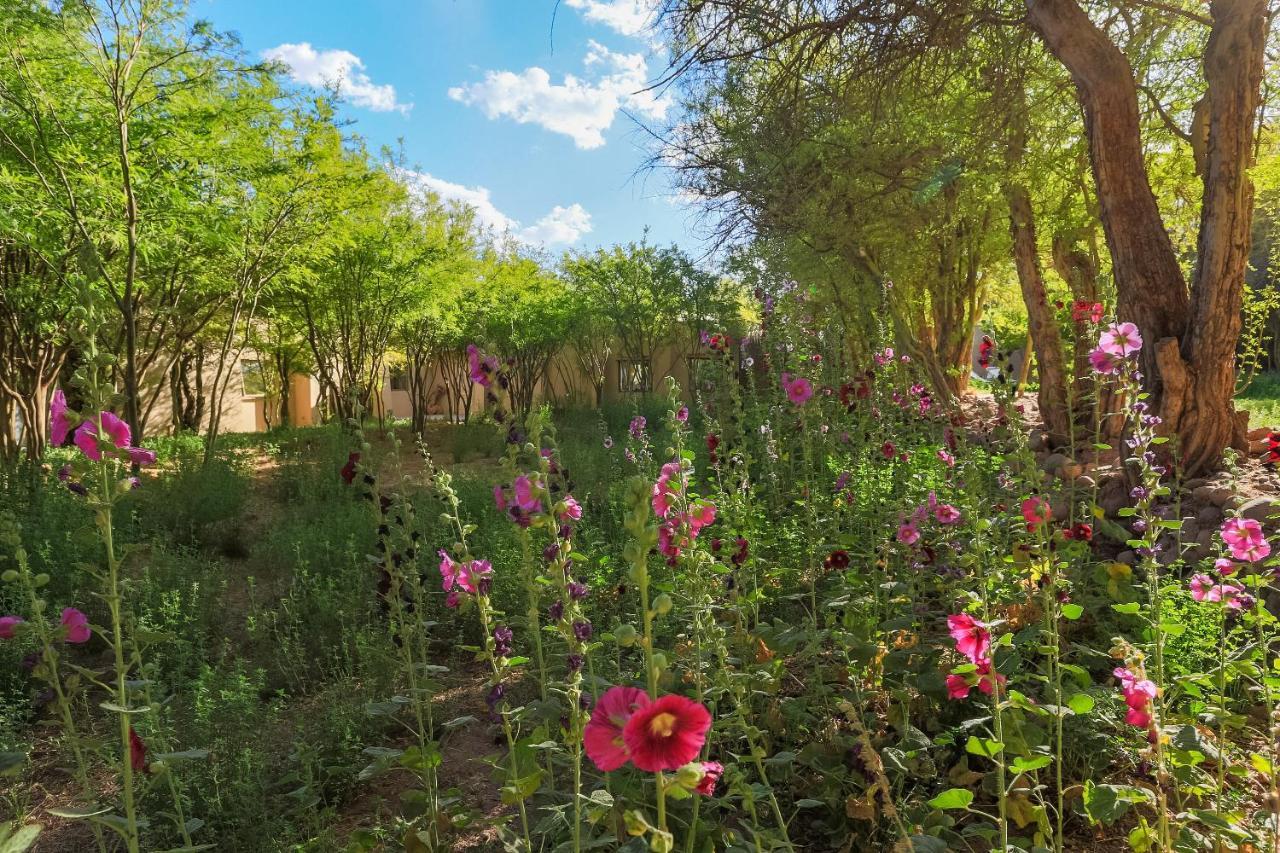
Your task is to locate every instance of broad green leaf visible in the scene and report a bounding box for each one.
[927,788,974,810]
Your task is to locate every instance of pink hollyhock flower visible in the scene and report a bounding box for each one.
[50,389,71,446]
[1088,348,1120,375]
[934,504,962,525]
[937,449,955,467]
[946,660,1004,700]
[457,559,492,594]
[60,607,90,644]
[896,522,920,545]
[881,441,895,459]
[493,485,508,511]
[439,550,460,591]
[694,761,723,796]
[467,344,497,387]
[652,462,683,518]
[1114,667,1157,728]
[1189,573,1213,602]
[947,614,990,664]
[1221,517,1271,563]
[74,412,131,461]
[512,476,541,514]
[0,616,22,639]
[584,686,651,771]
[560,496,583,522]
[780,373,814,406]
[126,446,157,467]
[687,501,716,533]
[444,590,461,609]
[1214,558,1237,577]
[623,693,713,772]
[1021,496,1051,532]
[1099,322,1143,357]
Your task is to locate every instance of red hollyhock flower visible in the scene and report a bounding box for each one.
[129,727,147,772]
[583,686,650,771]
[823,549,850,571]
[622,694,712,772]
[694,761,723,796]
[340,452,360,485]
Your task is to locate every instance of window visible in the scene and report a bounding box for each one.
[617,359,651,393]
[241,359,266,396]
[389,365,409,392]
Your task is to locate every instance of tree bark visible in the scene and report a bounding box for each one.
[1006,182,1071,442]
[1026,0,1266,473]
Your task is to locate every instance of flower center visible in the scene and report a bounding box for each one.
[649,712,678,738]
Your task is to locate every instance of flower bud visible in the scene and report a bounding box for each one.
[653,593,673,615]
[674,762,703,789]
[33,573,49,588]
[1,570,18,583]
[615,624,637,647]
[651,651,667,672]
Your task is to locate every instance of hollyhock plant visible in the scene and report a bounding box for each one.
[947,613,991,664]
[622,693,713,772]
[1087,347,1120,375]
[129,727,147,773]
[584,685,651,771]
[60,607,91,644]
[780,372,813,405]
[467,344,499,387]
[946,660,1005,700]
[896,521,920,546]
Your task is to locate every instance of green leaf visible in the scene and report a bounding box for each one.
[794,799,824,809]
[0,823,41,853]
[1061,603,1083,620]
[965,737,1004,759]
[1111,603,1141,615]
[0,752,27,778]
[1010,755,1053,773]
[1067,693,1095,715]
[45,805,111,819]
[154,749,209,763]
[927,788,974,810]
[98,702,150,715]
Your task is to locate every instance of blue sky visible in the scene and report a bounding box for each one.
[190,0,701,253]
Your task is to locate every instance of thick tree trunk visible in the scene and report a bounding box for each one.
[1162,0,1266,472]
[1006,183,1071,442]
[1026,0,1265,473]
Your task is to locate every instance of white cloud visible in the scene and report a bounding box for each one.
[404,171,592,246]
[447,40,670,149]
[262,42,411,114]
[565,0,658,37]
[520,204,593,244]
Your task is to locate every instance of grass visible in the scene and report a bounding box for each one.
[1238,370,1280,428]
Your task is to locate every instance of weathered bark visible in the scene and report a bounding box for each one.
[1026,0,1265,473]
[1006,183,1070,442]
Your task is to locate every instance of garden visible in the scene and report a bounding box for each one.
[3,1,1280,852]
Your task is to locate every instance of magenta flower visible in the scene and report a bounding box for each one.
[780,373,813,406]
[1221,517,1271,562]
[946,660,1004,700]
[1114,667,1157,728]
[0,616,22,639]
[457,559,492,594]
[50,389,71,446]
[74,412,131,461]
[652,462,683,518]
[126,446,157,467]
[512,476,542,514]
[937,449,955,467]
[693,760,723,796]
[60,607,90,644]
[583,685,651,771]
[623,693,712,772]
[1088,348,1120,375]
[1098,321,1143,357]
[947,614,990,664]
[1021,496,1051,533]
[560,496,583,522]
[629,416,647,439]
[493,485,508,511]
[934,504,962,525]
[896,521,920,545]
[1214,558,1237,576]
[467,344,498,387]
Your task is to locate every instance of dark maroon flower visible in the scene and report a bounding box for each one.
[340,452,359,485]
[573,620,593,642]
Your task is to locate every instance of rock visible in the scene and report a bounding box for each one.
[1248,425,1273,442]
[1059,462,1084,480]
[1075,475,1096,490]
[1029,431,1048,452]
[1041,452,1068,474]
[1196,504,1223,526]
[1192,485,1236,508]
[1196,528,1215,549]
[1051,500,1071,522]
[1117,549,1137,565]
[1178,516,1199,540]
[1184,477,1209,492]
[1099,478,1130,516]
[1250,439,1270,457]
[1239,496,1280,526]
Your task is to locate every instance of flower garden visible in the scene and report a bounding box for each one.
[4,291,1280,853]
